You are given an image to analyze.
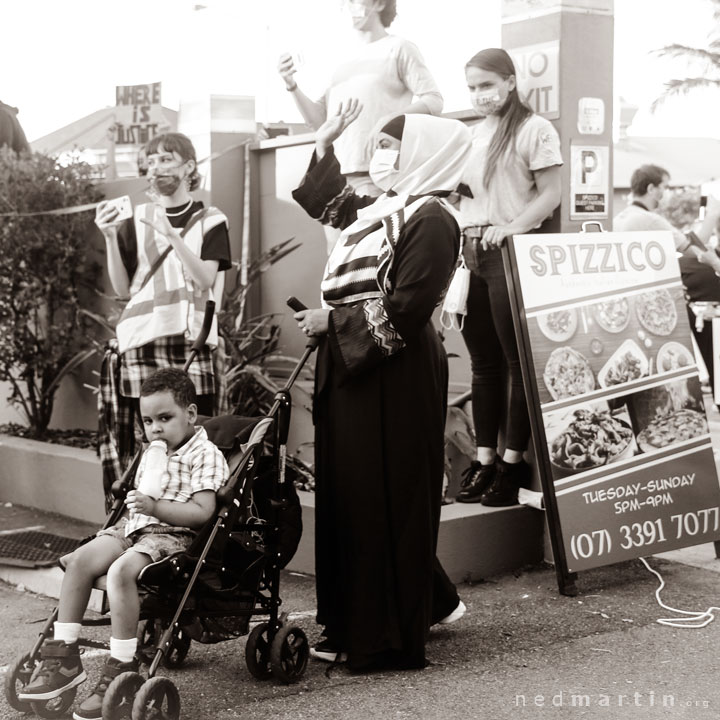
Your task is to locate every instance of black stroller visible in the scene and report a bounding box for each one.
[5,300,317,720]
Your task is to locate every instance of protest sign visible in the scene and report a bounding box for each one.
[114,82,167,145]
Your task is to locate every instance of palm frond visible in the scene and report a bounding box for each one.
[650,77,720,111]
[652,44,720,66]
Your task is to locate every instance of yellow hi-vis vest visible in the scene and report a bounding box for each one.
[115,203,228,354]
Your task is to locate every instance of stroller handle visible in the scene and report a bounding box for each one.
[286,296,319,349]
[183,300,216,373]
[191,300,216,352]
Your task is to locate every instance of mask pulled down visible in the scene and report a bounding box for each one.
[369,148,400,192]
[149,173,184,197]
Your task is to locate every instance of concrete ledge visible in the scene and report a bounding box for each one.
[0,434,106,524]
[0,435,545,589]
[286,490,545,583]
[0,563,103,610]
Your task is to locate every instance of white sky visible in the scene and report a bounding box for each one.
[1,0,718,142]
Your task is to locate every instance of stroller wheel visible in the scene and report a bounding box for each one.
[131,677,180,720]
[4,652,35,712]
[245,622,273,680]
[30,688,77,718]
[165,630,191,669]
[270,625,309,684]
[102,671,144,720]
[137,619,191,669]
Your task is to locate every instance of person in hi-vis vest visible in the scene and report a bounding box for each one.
[95,132,231,417]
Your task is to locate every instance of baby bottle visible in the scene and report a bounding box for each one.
[138,440,168,500]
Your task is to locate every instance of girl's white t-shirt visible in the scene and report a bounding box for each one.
[317,35,442,174]
[458,113,563,228]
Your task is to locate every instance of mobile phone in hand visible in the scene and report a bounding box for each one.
[105,195,133,222]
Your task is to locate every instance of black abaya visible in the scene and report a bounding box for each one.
[294,150,460,669]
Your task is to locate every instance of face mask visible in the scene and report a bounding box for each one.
[369,148,400,191]
[473,89,504,117]
[149,171,184,197]
[347,1,371,18]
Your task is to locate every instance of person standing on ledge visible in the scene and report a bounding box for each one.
[277,0,443,253]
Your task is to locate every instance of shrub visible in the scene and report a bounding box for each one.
[0,148,102,437]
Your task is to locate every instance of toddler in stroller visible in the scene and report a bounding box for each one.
[15,368,229,720]
[6,299,312,720]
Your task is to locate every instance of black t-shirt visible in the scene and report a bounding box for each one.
[117,201,232,283]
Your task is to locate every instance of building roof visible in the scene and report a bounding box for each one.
[30,106,178,155]
[614,136,720,188]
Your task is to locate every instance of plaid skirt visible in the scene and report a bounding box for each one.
[120,334,215,398]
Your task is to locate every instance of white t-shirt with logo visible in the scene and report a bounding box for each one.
[459,113,562,228]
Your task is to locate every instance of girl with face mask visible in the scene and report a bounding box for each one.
[94,133,232,424]
[454,48,563,508]
[291,101,471,670]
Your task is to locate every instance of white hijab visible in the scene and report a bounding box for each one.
[321,115,472,306]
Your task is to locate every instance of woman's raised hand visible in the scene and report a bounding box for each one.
[277,53,297,90]
[315,99,363,157]
[94,201,121,234]
[140,206,179,242]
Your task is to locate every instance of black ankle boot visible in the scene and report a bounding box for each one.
[480,458,531,507]
[455,460,497,503]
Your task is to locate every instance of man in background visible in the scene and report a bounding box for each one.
[0,100,30,153]
[614,163,720,389]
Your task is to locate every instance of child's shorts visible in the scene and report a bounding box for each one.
[96,517,195,563]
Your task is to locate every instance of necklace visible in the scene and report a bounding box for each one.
[165,198,194,217]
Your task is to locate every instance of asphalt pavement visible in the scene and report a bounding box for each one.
[2,398,720,718]
[2,554,720,720]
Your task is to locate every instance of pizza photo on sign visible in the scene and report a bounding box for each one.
[536,308,578,343]
[636,408,708,451]
[597,339,649,388]
[543,346,595,400]
[627,377,708,453]
[546,404,636,478]
[591,297,630,334]
[635,289,677,336]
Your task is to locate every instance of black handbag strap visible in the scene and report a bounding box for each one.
[139,207,209,291]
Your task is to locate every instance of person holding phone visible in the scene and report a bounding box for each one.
[454,48,563,507]
[290,101,471,671]
[277,0,443,253]
[94,132,231,418]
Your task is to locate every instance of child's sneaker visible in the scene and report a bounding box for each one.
[18,640,86,700]
[73,656,138,720]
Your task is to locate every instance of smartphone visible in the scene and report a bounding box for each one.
[290,51,305,70]
[105,195,133,222]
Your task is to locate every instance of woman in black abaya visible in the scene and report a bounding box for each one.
[292,102,470,670]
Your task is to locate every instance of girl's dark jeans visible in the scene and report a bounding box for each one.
[460,241,530,452]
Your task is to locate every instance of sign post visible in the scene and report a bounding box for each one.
[505,228,720,594]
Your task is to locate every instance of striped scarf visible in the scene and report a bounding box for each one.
[321,195,440,307]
